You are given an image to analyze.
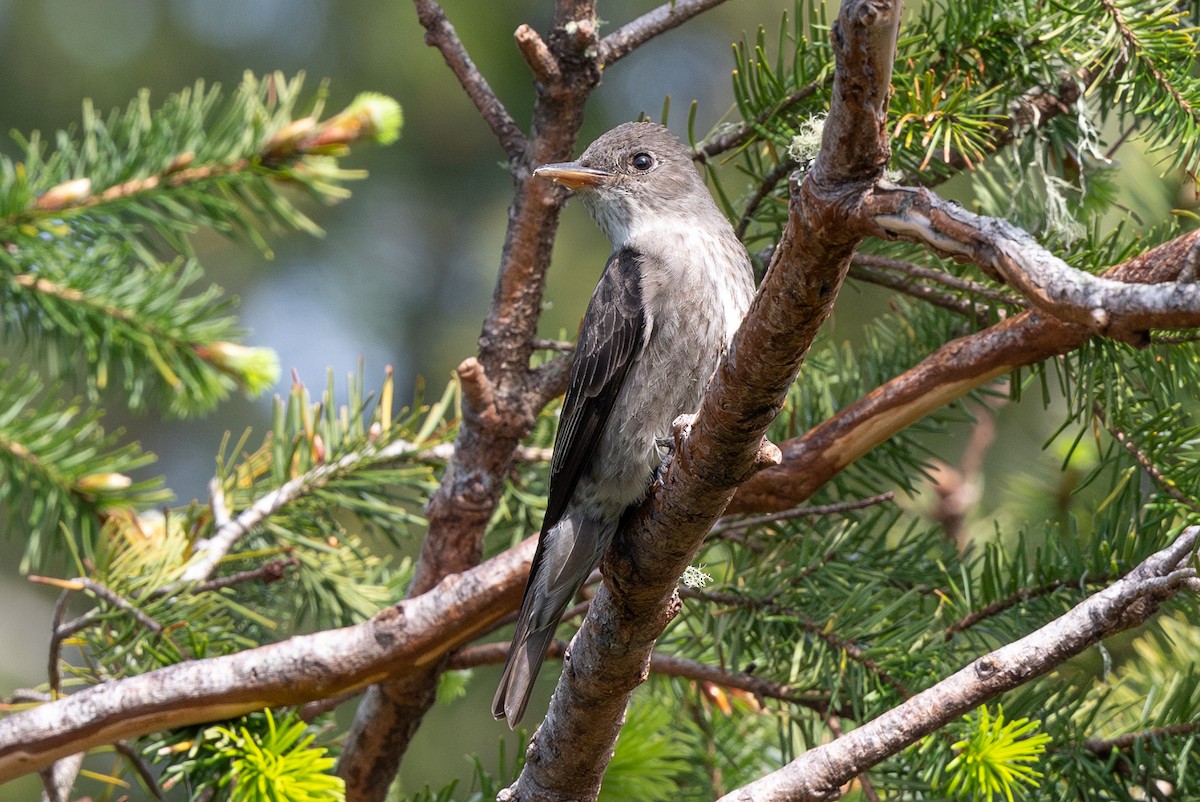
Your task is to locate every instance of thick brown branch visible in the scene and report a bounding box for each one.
[0,539,535,782]
[339,2,602,795]
[503,3,900,799]
[735,158,797,239]
[718,527,1200,802]
[867,185,1200,344]
[730,227,1200,514]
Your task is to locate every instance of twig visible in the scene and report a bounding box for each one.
[683,589,911,699]
[184,434,444,582]
[850,261,990,323]
[411,0,526,162]
[711,491,896,537]
[29,577,162,635]
[1098,0,1200,139]
[693,83,822,163]
[188,556,300,594]
[448,642,835,713]
[718,527,1200,801]
[944,576,1114,640]
[530,337,575,353]
[114,740,169,802]
[597,0,734,67]
[515,24,560,85]
[649,652,836,714]
[853,253,1025,308]
[1096,404,1200,515]
[1085,721,1200,757]
[735,158,797,239]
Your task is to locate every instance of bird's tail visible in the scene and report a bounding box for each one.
[493,513,619,728]
[492,614,558,727]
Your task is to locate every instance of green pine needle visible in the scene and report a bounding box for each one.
[209,710,345,802]
[944,706,1052,802]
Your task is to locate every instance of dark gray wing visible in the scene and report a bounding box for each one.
[541,246,645,533]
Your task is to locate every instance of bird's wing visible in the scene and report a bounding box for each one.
[541,246,646,533]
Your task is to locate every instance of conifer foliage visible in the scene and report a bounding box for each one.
[2,3,1200,802]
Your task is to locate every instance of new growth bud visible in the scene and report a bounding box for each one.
[196,342,281,395]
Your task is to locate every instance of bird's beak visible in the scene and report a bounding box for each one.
[534,162,611,190]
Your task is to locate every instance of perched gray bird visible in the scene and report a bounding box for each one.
[493,122,756,727]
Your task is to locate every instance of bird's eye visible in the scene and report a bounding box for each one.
[631,152,654,171]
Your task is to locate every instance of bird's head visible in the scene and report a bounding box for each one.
[534,122,709,244]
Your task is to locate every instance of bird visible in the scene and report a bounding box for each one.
[492,121,757,727]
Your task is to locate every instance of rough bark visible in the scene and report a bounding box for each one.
[501,2,901,798]
[0,540,535,782]
[729,227,1200,514]
[337,1,600,793]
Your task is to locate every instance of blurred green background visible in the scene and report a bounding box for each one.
[0,0,1182,798]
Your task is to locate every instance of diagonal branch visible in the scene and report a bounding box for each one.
[718,526,1200,802]
[867,185,1200,344]
[597,0,734,67]
[411,0,527,162]
[183,433,449,583]
[503,2,902,798]
[730,227,1200,515]
[0,539,535,782]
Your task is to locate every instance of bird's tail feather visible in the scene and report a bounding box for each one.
[493,513,620,728]
[492,618,557,728]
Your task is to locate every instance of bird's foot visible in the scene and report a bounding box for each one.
[670,413,697,474]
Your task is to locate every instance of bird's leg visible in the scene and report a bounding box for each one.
[654,413,697,490]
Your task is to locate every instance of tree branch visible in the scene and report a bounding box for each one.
[183,433,451,583]
[339,0,603,794]
[710,491,895,537]
[449,642,833,713]
[596,0,734,67]
[853,252,1025,308]
[411,0,527,162]
[718,526,1200,802]
[730,227,1200,514]
[503,2,901,798]
[1086,721,1200,758]
[867,185,1200,345]
[0,538,536,782]
[943,575,1114,641]
[693,83,822,163]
